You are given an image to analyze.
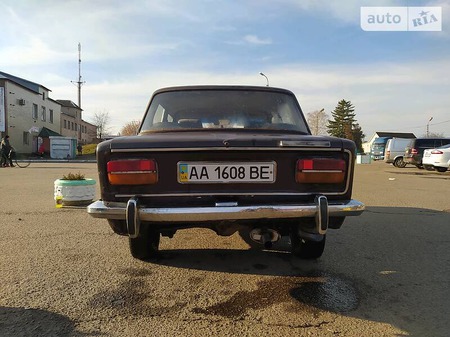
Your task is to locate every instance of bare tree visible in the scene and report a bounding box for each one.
[307,108,329,135]
[120,120,141,136]
[91,110,110,140]
[422,132,444,138]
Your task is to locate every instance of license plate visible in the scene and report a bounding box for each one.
[178,162,276,183]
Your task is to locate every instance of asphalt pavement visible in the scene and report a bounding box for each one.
[0,161,449,337]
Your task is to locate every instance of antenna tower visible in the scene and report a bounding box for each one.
[71,43,85,108]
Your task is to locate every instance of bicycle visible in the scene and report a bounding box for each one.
[9,150,31,168]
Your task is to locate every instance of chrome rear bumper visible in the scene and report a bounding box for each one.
[87,197,365,238]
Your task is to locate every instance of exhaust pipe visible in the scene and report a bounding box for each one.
[249,228,281,249]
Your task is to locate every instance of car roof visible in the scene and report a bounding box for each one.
[414,138,450,141]
[152,85,295,96]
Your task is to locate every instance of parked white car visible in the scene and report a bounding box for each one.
[422,144,450,173]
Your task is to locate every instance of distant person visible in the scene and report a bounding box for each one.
[0,139,3,167]
[38,143,45,157]
[77,144,82,155]
[1,135,14,167]
[0,138,3,166]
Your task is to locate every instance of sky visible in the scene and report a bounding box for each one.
[1,0,449,140]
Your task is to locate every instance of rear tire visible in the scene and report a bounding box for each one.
[394,157,406,168]
[435,167,448,173]
[14,161,31,168]
[129,226,160,260]
[12,153,31,168]
[290,232,326,259]
[107,220,128,235]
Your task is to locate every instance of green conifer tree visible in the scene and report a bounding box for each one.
[327,99,365,153]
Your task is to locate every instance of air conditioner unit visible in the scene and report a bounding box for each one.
[18,98,26,106]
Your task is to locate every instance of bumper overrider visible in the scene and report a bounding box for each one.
[87,196,365,239]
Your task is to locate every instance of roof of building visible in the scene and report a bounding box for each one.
[38,127,62,138]
[56,100,81,109]
[375,132,416,138]
[0,71,51,93]
[364,132,417,145]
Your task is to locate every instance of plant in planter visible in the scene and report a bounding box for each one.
[54,172,96,207]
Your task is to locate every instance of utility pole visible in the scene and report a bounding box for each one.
[71,43,85,108]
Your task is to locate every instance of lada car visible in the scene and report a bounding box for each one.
[87,86,365,260]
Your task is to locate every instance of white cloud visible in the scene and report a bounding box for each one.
[276,0,405,23]
[1,1,448,139]
[0,1,187,68]
[270,61,450,138]
[42,59,448,138]
[243,35,273,45]
[0,39,74,68]
[226,34,273,46]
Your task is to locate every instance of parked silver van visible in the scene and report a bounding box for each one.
[384,137,415,167]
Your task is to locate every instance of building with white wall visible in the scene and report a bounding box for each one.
[362,132,416,154]
[1,71,97,153]
[0,71,61,153]
[57,100,97,144]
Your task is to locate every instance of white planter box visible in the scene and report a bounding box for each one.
[54,178,96,206]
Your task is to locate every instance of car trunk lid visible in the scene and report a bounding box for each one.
[99,131,354,205]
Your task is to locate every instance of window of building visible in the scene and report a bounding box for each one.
[75,123,77,131]
[71,122,74,130]
[64,120,67,129]
[42,92,45,100]
[23,132,30,145]
[41,106,46,121]
[49,109,53,123]
[32,104,38,119]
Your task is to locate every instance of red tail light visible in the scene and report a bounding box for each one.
[431,150,443,154]
[296,158,346,183]
[107,159,158,185]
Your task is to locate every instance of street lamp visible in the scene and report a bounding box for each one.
[426,116,433,137]
[259,72,269,86]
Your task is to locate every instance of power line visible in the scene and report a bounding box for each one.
[380,119,450,132]
[430,119,450,126]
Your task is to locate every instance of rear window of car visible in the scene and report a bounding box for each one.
[140,89,309,133]
[415,139,450,148]
[440,139,450,147]
[417,139,436,148]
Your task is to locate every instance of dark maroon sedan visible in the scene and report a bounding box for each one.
[87,85,364,260]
